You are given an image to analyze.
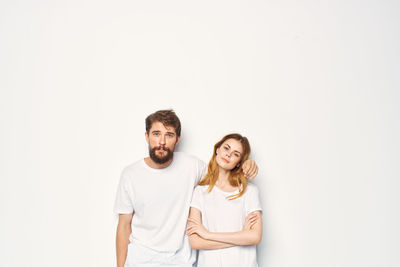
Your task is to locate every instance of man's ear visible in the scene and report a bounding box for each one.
[145,132,150,144]
[175,136,180,145]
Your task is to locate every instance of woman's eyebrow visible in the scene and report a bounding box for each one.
[225,144,241,154]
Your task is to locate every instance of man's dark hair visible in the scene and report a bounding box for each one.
[145,109,181,137]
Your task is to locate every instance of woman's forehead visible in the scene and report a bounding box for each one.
[222,138,243,152]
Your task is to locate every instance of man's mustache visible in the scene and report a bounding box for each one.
[155,146,170,151]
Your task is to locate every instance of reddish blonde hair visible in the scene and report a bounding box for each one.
[199,133,251,200]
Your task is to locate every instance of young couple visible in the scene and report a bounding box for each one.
[114,110,262,267]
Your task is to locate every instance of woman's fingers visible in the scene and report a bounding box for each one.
[186,225,197,235]
[187,218,207,236]
[242,160,258,179]
[247,164,258,179]
[246,213,257,222]
[242,160,251,177]
[244,212,261,229]
[187,218,201,225]
[249,214,257,220]
[245,214,254,221]
[244,214,256,230]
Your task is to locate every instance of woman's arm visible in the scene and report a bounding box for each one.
[242,159,258,179]
[187,207,234,250]
[189,233,234,250]
[187,210,262,246]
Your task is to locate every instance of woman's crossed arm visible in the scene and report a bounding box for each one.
[187,207,262,249]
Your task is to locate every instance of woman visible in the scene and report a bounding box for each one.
[187,133,262,267]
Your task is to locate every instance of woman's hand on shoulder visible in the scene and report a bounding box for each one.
[242,159,258,179]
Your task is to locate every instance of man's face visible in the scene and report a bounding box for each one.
[145,121,180,164]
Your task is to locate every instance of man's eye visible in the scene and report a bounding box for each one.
[168,133,174,137]
[153,133,159,136]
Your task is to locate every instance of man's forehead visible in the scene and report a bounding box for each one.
[150,121,176,133]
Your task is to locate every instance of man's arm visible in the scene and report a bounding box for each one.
[187,210,262,246]
[116,213,133,267]
[187,208,233,250]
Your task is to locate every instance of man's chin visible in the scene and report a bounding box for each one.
[151,156,170,164]
[156,151,167,157]
[150,152,173,164]
[149,146,175,165]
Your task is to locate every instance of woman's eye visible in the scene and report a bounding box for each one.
[224,146,228,150]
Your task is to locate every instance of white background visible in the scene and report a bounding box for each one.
[1,0,399,266]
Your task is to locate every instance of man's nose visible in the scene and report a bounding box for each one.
[159,135,166,145]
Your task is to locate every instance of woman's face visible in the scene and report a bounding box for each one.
[216,138,244,171]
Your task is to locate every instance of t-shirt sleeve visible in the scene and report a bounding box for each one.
[245,184,262,216]
[113,171,134,215]
[194,158,207,185]
[190,186,203,212]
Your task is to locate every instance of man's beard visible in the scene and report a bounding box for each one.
[149,145,174,164]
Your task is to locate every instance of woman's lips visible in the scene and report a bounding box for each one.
[222,158,229,163]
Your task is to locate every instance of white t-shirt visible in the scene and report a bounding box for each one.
[114,152,207,266]
[190,183,262,267]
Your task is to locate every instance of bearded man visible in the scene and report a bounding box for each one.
[114,109,258,267]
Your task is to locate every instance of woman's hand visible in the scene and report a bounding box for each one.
[188,210,263,246]
[187,217,210,239]
[242,160,258,179]
[243,212,260,231]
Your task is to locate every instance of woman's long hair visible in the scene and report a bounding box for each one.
[199,133,251,200]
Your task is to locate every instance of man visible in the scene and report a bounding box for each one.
[114,110,258,267]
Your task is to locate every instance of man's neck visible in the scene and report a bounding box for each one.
[144,156,174,169]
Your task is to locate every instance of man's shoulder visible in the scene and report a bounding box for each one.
[121,159,145,176]
[174,152,205,165]
[244,183,260,195]
[174,151,198,160]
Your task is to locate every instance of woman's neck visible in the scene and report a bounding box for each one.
[216,168,232,186]
[217,166,228,179]
[216,167,237,192]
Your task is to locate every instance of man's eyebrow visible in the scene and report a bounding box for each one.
[151,130,161,133]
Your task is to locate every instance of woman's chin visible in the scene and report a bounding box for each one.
[218,164,234,172]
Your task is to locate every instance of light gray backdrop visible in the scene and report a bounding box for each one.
[1,0,399,266]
